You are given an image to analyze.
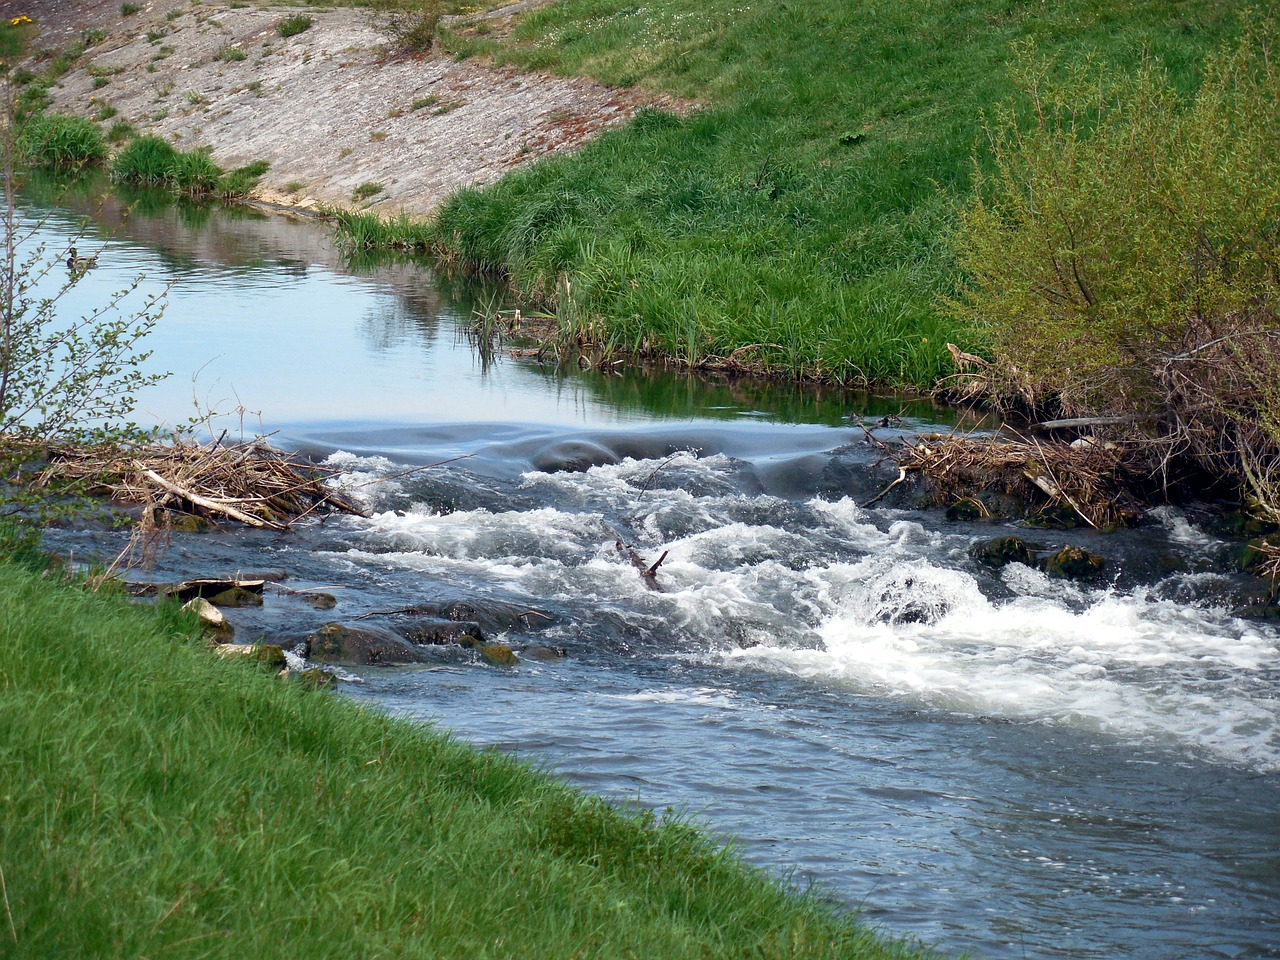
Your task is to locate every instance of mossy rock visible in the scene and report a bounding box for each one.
[398,617,484,646]
[476,643,518,666]
[167,511,214,533]
[969,535,1037,568]
[302,592,338,610]
[1043,545,1105,579]
[306,622,430,666]
[945,498,985,521]
[208,585,265,608]
[1024,504,1084,530]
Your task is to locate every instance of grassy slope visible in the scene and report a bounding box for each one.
[429,0,1243,386]
[0,560,931,960]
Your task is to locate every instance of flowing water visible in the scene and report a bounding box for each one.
[24,182,1280,959]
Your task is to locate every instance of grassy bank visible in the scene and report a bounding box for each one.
[0,559,933,960]
[407,0,1245,385]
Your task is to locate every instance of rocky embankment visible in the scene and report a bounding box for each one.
[30,0,671,215]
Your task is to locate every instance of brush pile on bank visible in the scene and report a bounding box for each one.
[945,20,1280,554]
[43,434,367,529]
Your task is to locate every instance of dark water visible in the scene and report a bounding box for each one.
[26,184,1280,960]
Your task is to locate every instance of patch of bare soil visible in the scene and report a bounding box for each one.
[18,0,675,215]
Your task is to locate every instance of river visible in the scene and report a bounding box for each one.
[23,181,1280,959]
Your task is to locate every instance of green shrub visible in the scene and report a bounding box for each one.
[276,14,313,38]
[949,18,1280,515]
[16,113,107,168]
[217,43,247,62]
[107,120,136,143]
[168,148,221,193]
[122,2,142,15]
[351,181,384,200]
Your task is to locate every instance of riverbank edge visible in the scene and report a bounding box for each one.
[0,557,940,960]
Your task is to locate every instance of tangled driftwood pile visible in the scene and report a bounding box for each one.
[49,434,368,530]
[890,432,1141,529]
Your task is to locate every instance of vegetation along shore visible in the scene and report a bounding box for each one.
[2,0,1279,954]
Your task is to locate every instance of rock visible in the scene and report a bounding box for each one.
[164,510,213,533]
[306,623,430,666]
[208,585,265,608]
[518,644,567,662]
[946,498,985,521]
[302,592,338,610]
[215,643,286,668]
[530,439,620,473]
[1023,504,1085,530]
[396,617,485,646]
[1043,545,1106,579]
[183,596,233,643]
[969,535,1037,568]
[476,643,518,666]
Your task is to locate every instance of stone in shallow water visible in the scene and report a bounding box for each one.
[476,643,518,666]
[969,535,1037,568]
[306,623,430,666]
[1043,544,1105,579]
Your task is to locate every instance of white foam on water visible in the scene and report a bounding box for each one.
[728,556,1280,773]
[325,461,1280,773]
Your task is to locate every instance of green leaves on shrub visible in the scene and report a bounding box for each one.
[949,16,1280,514]
[15,113,107,168]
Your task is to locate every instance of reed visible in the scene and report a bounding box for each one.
[13,112,106,168]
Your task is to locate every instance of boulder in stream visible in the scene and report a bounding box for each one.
[476,642,519,666]
[969,535,1038,568]
[215,643,287,668]
[1043,545,1106,579]
[306,622,430,666]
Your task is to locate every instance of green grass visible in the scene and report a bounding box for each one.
[111,135,225,195]
[0,559,933,959]
[410,0,1247,385]
[276,14,314,38]
[15,112,107,168]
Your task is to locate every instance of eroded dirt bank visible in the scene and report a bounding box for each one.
[19,0,670,215]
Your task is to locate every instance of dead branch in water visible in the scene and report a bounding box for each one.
[615,540,668,592]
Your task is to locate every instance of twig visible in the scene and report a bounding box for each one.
[0,862,16,944]
[863,465,908,506]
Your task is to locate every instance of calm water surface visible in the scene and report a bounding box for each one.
[27,184,1280,960]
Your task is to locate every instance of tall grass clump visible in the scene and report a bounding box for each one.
[332,208,435,250]
[14,112,106,168]
[426,0,1249,386]
[949,15,1280,517]
[0,559,931,960]
[111,135,226,196]
[216,158,270,198]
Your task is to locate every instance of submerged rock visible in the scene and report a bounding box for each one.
[476,643,519,666]
[208,585,265,608]
[529,439,620,473]
[306,623,430,666]
[518,644,568,662]
[279,666,337,689]
[396,617,485,646]
[1043,545,1106,579]
[302,592,338,610]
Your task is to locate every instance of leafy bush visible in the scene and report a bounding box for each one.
[15,113,107,168]
[949,18,1280,515]
[276,14,313,38]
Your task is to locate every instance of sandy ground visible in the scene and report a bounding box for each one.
[13,0,671,215]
